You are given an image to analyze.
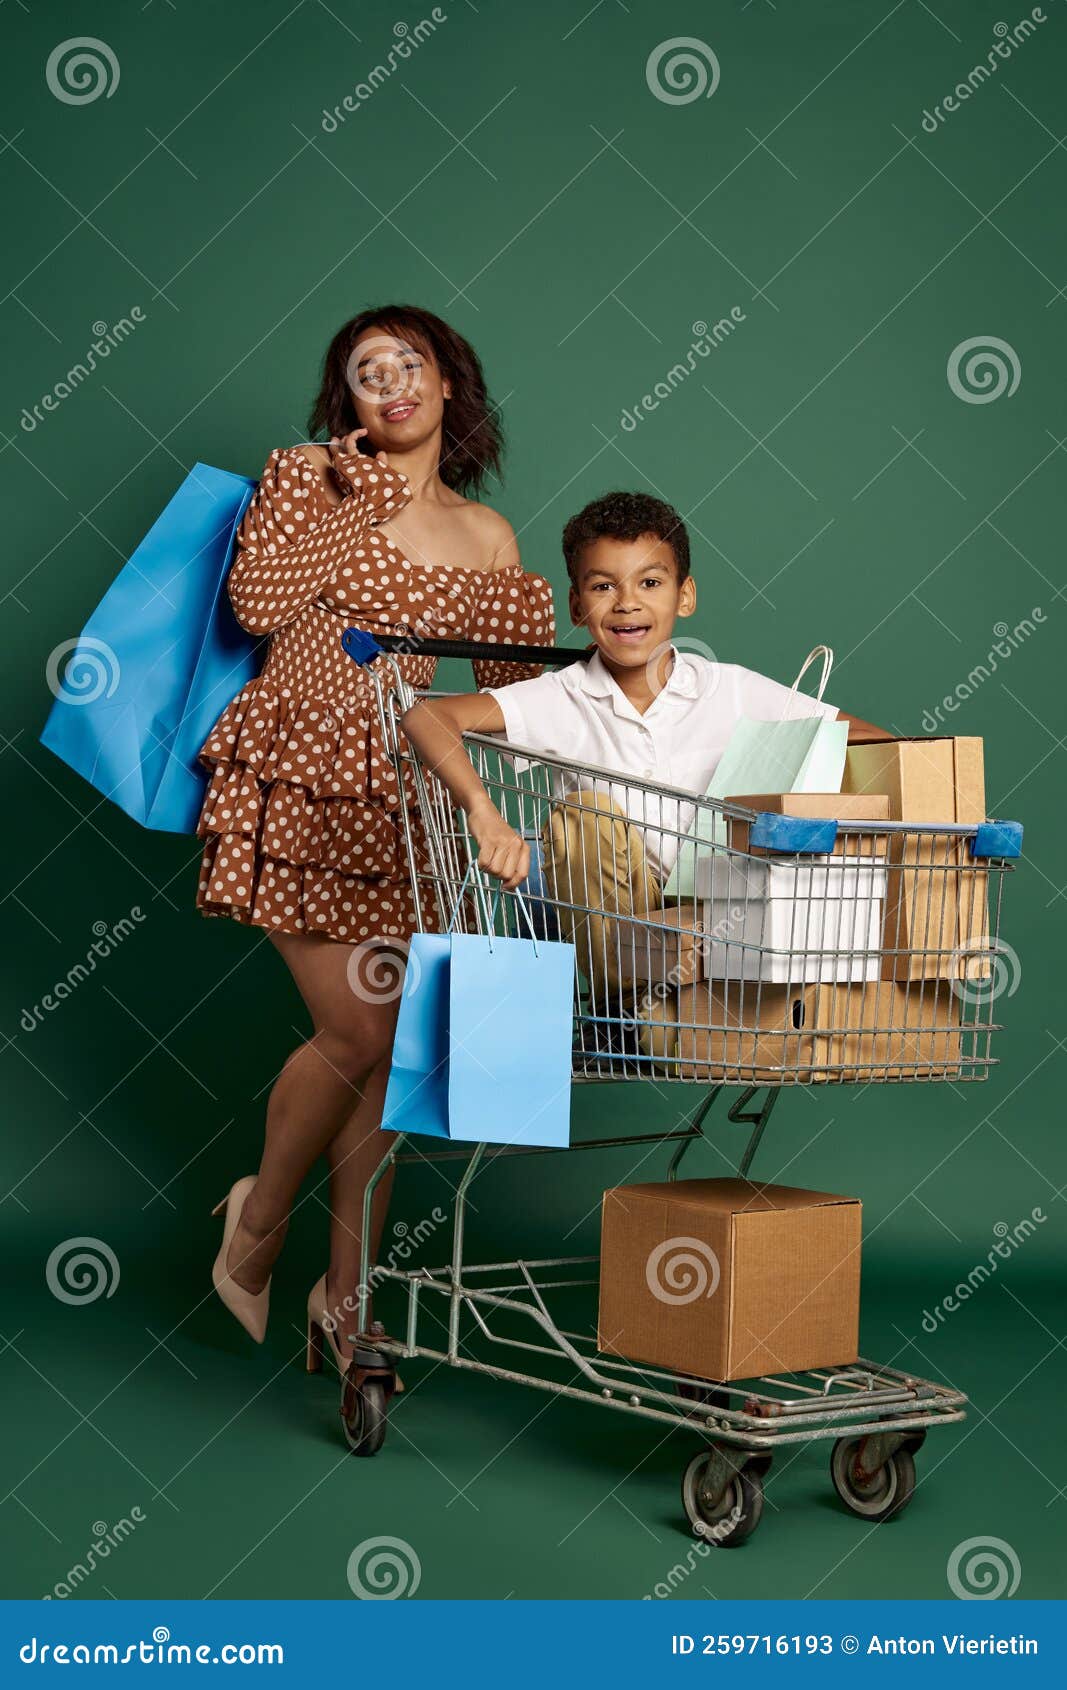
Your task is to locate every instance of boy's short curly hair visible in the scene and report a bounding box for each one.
[561,491,691,585]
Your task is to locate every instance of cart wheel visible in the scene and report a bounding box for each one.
[900,1428,927,1454]
[340,1373,389,1457]
[681,1449,764,1547]
[830,1437,916,1521]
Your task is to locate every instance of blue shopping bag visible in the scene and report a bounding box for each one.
[383,873,576,1148]
[40,463,259,833]
[380,932,452,1134]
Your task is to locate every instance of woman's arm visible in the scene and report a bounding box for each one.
[227,444,405,635]
[837,709,891,743]
[468,511,556,688]
[402,693,531,889]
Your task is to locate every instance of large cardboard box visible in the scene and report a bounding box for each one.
[643,979,962,1082]
[727,792,891,858]
[597,1179,861,1381]
[805,981,964,1080]
[843,738,987,981]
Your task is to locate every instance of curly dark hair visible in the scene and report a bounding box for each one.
[307,304,503,497]
[561,491,691,585]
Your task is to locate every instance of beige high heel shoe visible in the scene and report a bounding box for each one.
[305,1274,352,1375]
[211,1176,270,1344]
[306,1276,404,1389]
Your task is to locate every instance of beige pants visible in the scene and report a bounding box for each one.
[542,792,661,997]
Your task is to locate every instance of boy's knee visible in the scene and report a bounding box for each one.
[547,792,629,860]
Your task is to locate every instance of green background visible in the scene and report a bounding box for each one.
[2,0,1064,1602]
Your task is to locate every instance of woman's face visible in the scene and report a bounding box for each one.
[346,327,450,454]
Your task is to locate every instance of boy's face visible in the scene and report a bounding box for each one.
[568,535,696,673]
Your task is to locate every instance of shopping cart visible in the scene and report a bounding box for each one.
[335,629,1023,1545]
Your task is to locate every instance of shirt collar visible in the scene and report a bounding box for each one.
[578,645,699,711]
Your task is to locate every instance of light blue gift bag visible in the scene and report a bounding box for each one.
[40,463,259,833]
[663,646,849,898]
[382,868,576,1148]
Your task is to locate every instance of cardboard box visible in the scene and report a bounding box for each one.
[644,979,962,1082]
[843,737,984,823]
[695,853,887,984]
[597,1179,861,1381]
[843,738,988,982]
[727,792,891,858]
[805,980,964,1080]
[617,903,704,987]
[878,838,991,982]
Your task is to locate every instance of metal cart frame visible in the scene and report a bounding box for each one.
[334,631,1020,1544]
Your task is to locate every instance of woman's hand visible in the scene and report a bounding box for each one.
[330,428,389,470]
[468,800,530,892]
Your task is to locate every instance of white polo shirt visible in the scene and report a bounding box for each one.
[486,649,837,876]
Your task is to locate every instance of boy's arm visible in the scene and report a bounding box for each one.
[837,709,891,743]
[401,694,531,890]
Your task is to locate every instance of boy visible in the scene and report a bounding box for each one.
[402,491,884,990]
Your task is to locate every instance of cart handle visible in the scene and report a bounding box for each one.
[749,811,1024,859]
[342,626,585,668]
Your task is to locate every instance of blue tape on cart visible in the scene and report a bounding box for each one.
[748,813,839,854]
[971,819,1023,859]
[342,627,382,665]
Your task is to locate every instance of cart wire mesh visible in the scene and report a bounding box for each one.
[361,638,1018,1088]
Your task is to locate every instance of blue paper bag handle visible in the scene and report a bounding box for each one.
[446,860,542,954]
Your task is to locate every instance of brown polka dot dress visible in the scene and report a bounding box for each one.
[196,446,555,944]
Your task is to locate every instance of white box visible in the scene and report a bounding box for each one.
[696,854,888,984]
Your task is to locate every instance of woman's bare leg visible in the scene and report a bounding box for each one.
[323,1058,396,1353]
[225,932,400,1293]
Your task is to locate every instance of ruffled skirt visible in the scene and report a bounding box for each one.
[196,681,437,944]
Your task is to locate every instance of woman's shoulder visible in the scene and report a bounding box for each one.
[255,443,324,488]
[458,498,520,572]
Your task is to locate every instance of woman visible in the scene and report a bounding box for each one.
[198,305,554,1364]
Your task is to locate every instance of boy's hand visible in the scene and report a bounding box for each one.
[469,802,530,891]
